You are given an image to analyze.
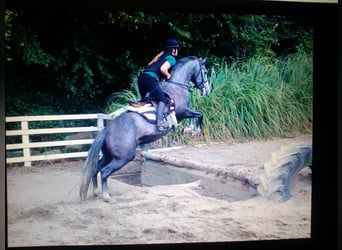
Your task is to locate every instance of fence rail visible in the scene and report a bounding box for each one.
[5,113,112,167]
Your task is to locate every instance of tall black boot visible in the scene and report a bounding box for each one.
[156,101,168,132]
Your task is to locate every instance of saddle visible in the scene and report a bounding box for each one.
[126,93,178,128]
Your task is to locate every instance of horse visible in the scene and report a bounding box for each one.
[79,56,210,201]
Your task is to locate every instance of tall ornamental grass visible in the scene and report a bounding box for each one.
[190,51,312,140]
[106,51,312,144]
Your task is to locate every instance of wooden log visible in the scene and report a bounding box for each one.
[142,151,256,185]
[142,151,214,172]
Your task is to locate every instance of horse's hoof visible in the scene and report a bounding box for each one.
[103,193,114,202]
[92,188,99,197]
[103,196,115,203]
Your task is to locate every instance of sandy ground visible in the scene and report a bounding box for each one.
[6,135,312,247]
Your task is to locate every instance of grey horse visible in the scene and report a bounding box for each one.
[79,56,210,201]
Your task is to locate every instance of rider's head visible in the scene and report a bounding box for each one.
[164,38,180,56]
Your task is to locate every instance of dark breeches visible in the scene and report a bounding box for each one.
[137,73,167,104]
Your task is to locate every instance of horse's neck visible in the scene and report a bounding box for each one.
[171,64,193,83]
[171,73,188,83]
[163,79,191,111]
[163,81,189,103]
[163,59,196,109]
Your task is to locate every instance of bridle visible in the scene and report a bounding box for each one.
[165,61,207,92]
[191,62,207,91]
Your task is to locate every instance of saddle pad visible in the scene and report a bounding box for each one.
[126,104,157,124]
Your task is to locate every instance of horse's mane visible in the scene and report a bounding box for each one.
[176,56,198,65]
[171,56,199,72]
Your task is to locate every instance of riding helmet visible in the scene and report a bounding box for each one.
[164,38,180,50]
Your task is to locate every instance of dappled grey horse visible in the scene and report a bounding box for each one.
[79,56,210,201]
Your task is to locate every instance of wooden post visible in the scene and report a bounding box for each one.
[21,121,31,167]
[97,114,105,131]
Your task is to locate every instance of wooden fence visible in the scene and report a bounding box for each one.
[5,114,112,167]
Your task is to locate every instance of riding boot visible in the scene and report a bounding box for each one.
[156,101,169,132]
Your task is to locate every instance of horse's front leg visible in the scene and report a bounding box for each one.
[182,108,203,137]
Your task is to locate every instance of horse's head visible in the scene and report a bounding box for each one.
[192,58,210,96]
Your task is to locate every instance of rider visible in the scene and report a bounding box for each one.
[137,38,180,132]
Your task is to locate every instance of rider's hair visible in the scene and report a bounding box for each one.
[147,51,165,66]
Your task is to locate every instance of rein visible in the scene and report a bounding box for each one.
[165,63,204,92]
[165,79,193,91]
[165,59,206,93]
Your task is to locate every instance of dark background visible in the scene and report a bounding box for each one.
[5,1,314,115]
[1,1,339,250]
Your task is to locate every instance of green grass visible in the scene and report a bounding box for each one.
[105,81,141,113]
[106,51,313,146]
[191,51,312,140]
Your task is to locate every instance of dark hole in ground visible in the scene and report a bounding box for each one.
[110,172,142,186]
[110,158,258,202]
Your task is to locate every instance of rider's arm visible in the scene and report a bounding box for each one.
[160,61,171,79]
[160,55,176,80]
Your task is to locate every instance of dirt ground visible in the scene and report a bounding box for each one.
[6,134,312,247]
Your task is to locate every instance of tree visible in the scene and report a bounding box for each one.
[5,9,313,115]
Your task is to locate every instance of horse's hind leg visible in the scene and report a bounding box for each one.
[100,150,136,202]
[92,156,110,196]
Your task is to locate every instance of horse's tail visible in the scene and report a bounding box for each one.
[79,128,106,201]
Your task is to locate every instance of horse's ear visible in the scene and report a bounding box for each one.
[200,57,207,65]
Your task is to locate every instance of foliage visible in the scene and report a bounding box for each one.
[5,9,313,117]
[190,51,312,141]
[224,15,279,59]
[105,78,141,113]
[5,10,55,66]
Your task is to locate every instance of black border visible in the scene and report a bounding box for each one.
[2,1,339,250]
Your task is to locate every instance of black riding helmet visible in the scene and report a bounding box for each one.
[164,38,180,51]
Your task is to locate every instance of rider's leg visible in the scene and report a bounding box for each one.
[137,73,148,100]
[148,79,169,132]
[138,73,168,131]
